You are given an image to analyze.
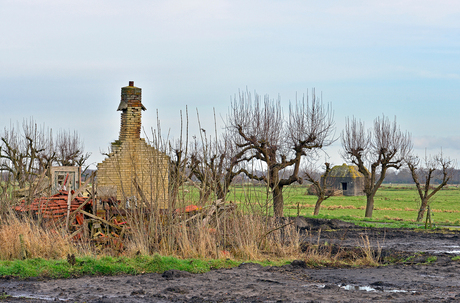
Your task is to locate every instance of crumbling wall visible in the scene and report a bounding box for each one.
[97,82,169,208]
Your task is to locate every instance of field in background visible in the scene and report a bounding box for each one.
[284,185,460,225]
[180,183,460,225]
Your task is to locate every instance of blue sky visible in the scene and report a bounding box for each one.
[1,0,459,169]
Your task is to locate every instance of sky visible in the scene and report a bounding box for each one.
[1,0,459,170]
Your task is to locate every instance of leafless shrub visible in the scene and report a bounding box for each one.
[304,162,334,215]
[341,115,412,218]
[406,151,456,221]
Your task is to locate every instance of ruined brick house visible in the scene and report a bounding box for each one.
[322,164,365,196]
[97,82,169,208]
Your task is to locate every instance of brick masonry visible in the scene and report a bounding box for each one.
[97,82,169,208]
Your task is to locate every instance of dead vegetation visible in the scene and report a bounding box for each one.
[0,106,382,268]
[0,213,75,260]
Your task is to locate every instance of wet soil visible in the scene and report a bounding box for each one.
[295,217,460,255]
[1,218,460,302]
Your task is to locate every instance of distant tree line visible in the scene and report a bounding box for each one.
[383,167,460,185]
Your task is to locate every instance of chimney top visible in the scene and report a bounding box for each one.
[117,81,146,111]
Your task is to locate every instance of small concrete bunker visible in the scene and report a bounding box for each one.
[97,81,169,208]
[322,164,365,196]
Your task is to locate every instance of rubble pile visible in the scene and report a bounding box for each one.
[14,190,92,221]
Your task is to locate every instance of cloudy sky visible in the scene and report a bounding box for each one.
[1,0,459,168]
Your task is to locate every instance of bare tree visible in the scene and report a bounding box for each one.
[189,134,214,203]
[0,119,47,189]
[55,130,91,168]
[169,143,189,207]
[406,152,455,221]
[227,90,335,217]
[342,116,412,218]
[304,162,333,216]
[189,132,244,201]
[167,109,190,208]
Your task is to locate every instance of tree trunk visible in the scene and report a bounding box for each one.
[272,185,284,217]
[216,189,225,201]
[365,193,375,218]
[215,183,226,201]
[200,187,212,203]
[417,198,429,222]
[313,197,324,216]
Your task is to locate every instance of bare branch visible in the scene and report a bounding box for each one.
[341,115,412,218]
[227,89,335,216]
[406,151,456,221]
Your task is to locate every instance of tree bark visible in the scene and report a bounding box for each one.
[313,197,324,216]
[417,198,429,222]
[216,184,225,201]
[272,185,284,217]
[365,193,375,218]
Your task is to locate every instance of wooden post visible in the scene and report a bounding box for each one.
[92,172,96,216]
[425,205,432,229]
[65,176,71,230]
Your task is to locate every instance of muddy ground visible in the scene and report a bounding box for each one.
[1,218,460,302]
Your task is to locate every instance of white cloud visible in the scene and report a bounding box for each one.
[418,70,460,80]
[327,0,460,28]
[413,136,460,150]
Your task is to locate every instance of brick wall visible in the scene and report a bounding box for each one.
[97,82,169,208]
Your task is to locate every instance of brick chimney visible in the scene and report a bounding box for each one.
[98,82,169,208]
[116,81,146,142]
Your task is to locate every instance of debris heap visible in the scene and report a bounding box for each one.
[14,190,92,221]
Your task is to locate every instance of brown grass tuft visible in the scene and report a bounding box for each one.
[0,214,75,260]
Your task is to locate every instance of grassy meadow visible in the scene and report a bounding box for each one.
[282,184,460,225]
[179,183,460,226]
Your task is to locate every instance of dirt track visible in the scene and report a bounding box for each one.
[1,218,460,302]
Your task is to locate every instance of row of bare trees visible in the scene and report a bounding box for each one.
[305,116,455,221]
[168,91,336,217]
[0,118,90,190]
[306,116,455,221]
[170,91,455,221]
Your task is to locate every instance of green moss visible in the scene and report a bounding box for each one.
[326,164,363,179]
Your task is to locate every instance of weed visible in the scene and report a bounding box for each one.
[424,256,437,264]
[301,232,381,268]
[402,254,417,263]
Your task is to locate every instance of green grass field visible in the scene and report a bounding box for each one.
[180,183,460,226]
[282,184,460,225]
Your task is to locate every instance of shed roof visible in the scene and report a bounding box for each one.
[328,164,363,178]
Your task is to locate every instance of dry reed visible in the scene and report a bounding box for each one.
[0,214,75,260]
[122,206,302,261]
